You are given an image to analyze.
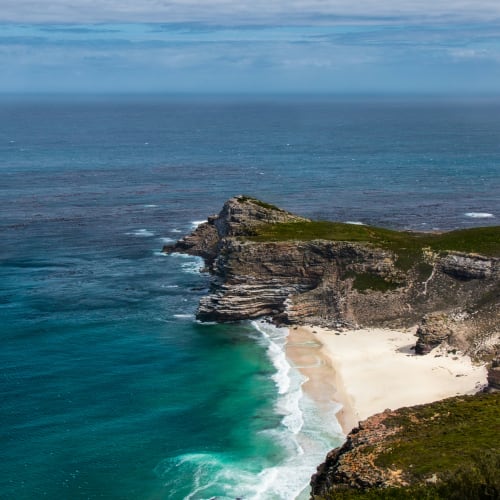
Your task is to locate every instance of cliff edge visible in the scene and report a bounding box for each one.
[164,196,499,361]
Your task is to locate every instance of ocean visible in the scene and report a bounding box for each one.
[1,95,499,499]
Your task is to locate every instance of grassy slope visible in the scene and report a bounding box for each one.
[377,393,499,477]
[249,221,500,270]
[249,221,500,257]
[319,393,500,499]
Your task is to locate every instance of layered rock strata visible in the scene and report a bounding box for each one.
[164,196,499,358]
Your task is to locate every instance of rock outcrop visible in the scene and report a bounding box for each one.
[166,195,308,264]
[310,393,500,498]
[440,252,500,280]
[310,410,404,496]
[164,196,499,359]
[415,313,458,355]
[486,358,500,392]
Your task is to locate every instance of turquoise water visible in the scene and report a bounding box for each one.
[1,96,499,499]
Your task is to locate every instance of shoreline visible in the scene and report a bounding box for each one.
[252,320,345,500]
[286,325,488,435]
[285,326,355,434]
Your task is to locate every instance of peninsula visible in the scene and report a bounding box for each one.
[164,196,499,497]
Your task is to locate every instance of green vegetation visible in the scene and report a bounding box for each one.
[347,272,402,292]
[429,226,500,256]
[237,195,285,212]
[319,393,500,500]
[376,393,499,477]
[415,261,434,281]
[248,220,500,269]
[473,282,500,310]
[323,452,499,498]
[321,453,500,499]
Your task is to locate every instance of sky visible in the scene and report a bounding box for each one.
[1,1,500,94]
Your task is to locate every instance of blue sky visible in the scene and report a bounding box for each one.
[1,1,500,94]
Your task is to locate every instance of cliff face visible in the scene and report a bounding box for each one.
[164,196,499,359]
[168,195,308,264]
[198,238,406,325]
[310,410,404,494]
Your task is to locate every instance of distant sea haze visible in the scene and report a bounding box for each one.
[1,96,498,499]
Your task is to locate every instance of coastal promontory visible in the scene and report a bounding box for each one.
[164,195,499,362]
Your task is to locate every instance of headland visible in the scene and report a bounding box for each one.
[164,195,499,498]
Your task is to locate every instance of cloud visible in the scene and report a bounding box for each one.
[1,0,500,24]
[449,48,500,63]
[1,20,500,94]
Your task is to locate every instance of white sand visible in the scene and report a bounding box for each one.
[294,326,487,434]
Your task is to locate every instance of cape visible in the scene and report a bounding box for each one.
[164,195,499,360]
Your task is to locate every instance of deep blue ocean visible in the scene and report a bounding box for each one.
[1,96,499,499]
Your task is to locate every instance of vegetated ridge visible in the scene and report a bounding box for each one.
[310,393,499,499]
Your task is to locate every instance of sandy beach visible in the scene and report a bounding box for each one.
[286,326,487,434]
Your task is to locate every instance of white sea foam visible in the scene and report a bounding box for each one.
[155,452,275,500]
[248,319,344,499]
[126,228,154,237]
[155,450,320,500]
[171,229,182,233]
[252,320,305,438]
[255,396,344,499]
[251,455,330,500]
[344,221,365,225]
[160,420,342,500]
[266,336,290,394]
[191,219,207,228]
[195,320,218,325]
[143,204,157,208]
[156,319,343,500]
[282,389,305,437]
[167,253,204,274]
[180,260,204,275]
[173,314,195,319]
[159,237,176,244]
[465,212,494,218]
[169,252,194,259]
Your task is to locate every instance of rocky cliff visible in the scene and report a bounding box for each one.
[164,196,499,360]
[310,392,500,498]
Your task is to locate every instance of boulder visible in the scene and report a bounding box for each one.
[415,313,455,355]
